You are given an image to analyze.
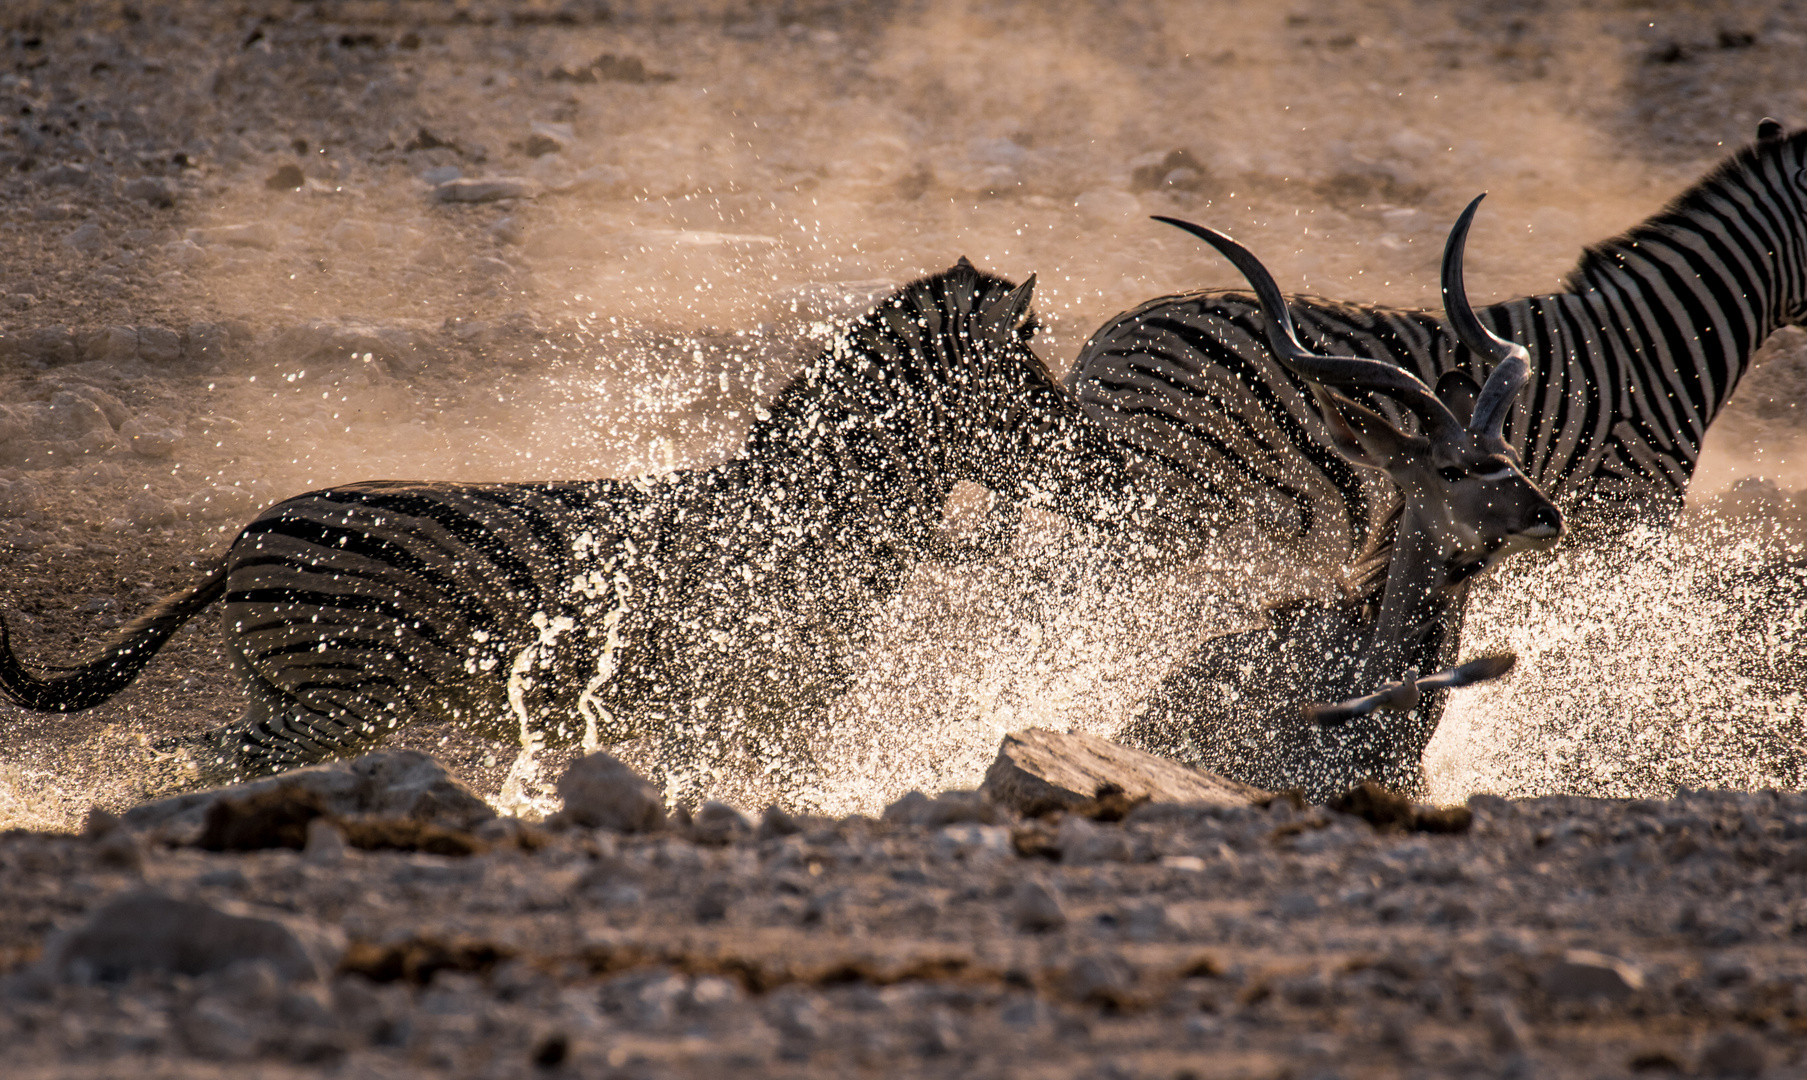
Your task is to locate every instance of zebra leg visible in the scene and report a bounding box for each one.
[151,656,391,786]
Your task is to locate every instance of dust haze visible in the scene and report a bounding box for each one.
[3,0,1806,828]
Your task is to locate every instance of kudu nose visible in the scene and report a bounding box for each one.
[1526,502,1564,538]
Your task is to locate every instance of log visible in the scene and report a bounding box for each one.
[981,728,1267,815]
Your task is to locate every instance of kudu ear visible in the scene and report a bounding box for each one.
[1313,385,1425,469]
[1434,370,1481,426]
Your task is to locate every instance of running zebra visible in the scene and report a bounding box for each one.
[1070,120,1807,561]
[1,259,1161,792]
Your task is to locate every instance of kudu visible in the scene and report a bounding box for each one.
[1122,196,1565,801]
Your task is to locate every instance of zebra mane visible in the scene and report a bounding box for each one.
[744,259,1051,450]
[1562,125,1807,293]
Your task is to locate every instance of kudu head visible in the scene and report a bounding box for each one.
[1154,195,1564,587]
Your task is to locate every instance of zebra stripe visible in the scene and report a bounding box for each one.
[5,259,1155,790]
[1071,128,1807,559]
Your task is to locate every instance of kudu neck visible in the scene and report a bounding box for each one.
[1360,497,1462,683]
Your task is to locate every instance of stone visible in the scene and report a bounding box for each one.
[120,414,184,458]
[758,804,802,839]
[265,164,306,190]
[303,817,346,867]
[981,728,1266,817]
[184,322,229,363]
[63,222,107,254]
[123,175,178,207]
[29,325,78,365]
[187,222,279,250]
[1064,952,1138,1006]
[691,801,752,845]
[882,789,1005,827]
[1538,949,1645,1001]
[433,177,536,203]
[1055,814,1132,864]
[489,215,525,245]
[1010,879,1067,933]
[1698,1030,1767,1077]
[77,325,140,364]
[42,162,91,187]
[135,324,183,363]
[125,490,178,526]
[553,752,665,833]
[523,121,573,157]
[123,749,495,844]
[419,164,462,185]
[175,485,261,522]
[43,891,343,983]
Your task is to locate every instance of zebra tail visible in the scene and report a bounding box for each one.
[0,560,229,712]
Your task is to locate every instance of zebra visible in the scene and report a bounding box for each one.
[0,258,1165,800]
[1070,119,1807,563]
[1118,198,1564,801]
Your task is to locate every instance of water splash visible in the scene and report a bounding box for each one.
[1429,519,1806,800]
[497,610,576,818]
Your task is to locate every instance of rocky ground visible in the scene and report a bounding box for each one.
[6,744,1807,1079]
[5,1,1807,1075]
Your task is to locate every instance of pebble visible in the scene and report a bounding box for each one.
[184,322,229,363]
[122,175,178,207]
[553,752,666,833]
[44,891,342,983]
[187,222,279,251]
[125,490,178,526]
[120,414,185,458]
[1010,878,1068,932]
[264,164,306,191]
[523,121,573,157]
[1063,952,1138,1006]
[30,325,78,365]
[63,221,107,254]
[881,789,1004,827]
[42,162,91,187]
[1698,1030,1768,1077]
[163,238,208,267]
[433,177,536,203]
[488,215,525,245]
[690,801,752,846]
[136,324,182,364]
[1538,949,1644,1001]
[1055,814,1132,864]
[77,325,140,364]
[303,818,348,867]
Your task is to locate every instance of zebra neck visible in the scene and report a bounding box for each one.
[1555,159,1805,442]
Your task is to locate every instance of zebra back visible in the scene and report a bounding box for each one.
[1072,126,1807,561]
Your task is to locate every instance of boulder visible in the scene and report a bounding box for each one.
[43,891,343,983]
[553,752,665,833]
[123,749,494,844]
[980,728,1266,816]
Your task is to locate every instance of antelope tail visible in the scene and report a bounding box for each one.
[0,561,229,712]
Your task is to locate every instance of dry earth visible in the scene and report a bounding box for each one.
[4,1,1807,1076]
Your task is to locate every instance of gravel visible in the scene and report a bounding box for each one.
[5,759,1806,1078]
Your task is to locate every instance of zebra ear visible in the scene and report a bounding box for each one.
[1758,117,1785,142]
[981,274,1037,335]
[1434,370,1481,425]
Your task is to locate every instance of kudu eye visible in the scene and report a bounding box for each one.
[1437,466,1466,484]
